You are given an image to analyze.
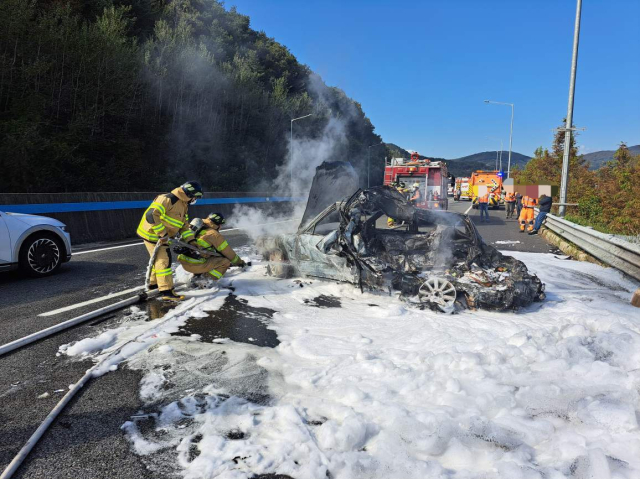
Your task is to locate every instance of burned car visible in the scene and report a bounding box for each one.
[259,163,545,312]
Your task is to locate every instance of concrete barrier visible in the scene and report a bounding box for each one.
[0,192,303,245]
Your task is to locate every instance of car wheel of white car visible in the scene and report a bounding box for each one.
[19,234,63,277]
[418,277,457,312]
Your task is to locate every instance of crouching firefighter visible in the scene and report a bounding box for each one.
[137,181,203,301]
[177,213,246,284]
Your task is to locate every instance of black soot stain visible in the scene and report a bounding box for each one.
[304,295,342,308]
[172,293,279,347]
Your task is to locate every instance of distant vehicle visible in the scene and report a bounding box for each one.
[455,177,472,201]
[0,211,72,276]
[383,152,449,210]
[470,170,503,209]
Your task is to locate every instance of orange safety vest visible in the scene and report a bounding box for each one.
[522,196,536,208]
[478,194,489,204]
[506,193,515,203]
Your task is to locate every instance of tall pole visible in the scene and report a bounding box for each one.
[559,0,582,217]
[484,100,514,178]
[507,104,514,179]
[290,114,313,185]
[486,137,503,172]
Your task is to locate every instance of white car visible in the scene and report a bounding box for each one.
[0,211,72,276]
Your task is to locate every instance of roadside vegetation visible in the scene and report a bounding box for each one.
[0,0,387,193]
[514,125,640,236]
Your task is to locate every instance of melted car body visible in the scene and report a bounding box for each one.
[259,169,545,312]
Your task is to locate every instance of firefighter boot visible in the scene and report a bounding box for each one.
[160,289,185,302]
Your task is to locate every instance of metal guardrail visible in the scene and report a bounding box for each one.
[542,212,640,282]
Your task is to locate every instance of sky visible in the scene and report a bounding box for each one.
[228,0,640,159]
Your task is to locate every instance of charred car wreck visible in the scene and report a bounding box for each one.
[260,163,545,312]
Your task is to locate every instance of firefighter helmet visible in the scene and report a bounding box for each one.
[189,218,205,236]
[207,212,225,225]
[181,181,203,199]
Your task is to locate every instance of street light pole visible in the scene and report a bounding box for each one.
[368,142,384,188]
[559,0,583,217]
[484,100,514,178]
[290,114,313,184]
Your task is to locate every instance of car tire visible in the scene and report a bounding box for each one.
[19,233,64,277]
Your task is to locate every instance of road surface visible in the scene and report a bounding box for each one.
[0,203,559,478]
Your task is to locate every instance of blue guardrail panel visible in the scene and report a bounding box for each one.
[0,197,305,214]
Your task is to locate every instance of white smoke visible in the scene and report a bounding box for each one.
[230,115,350,240]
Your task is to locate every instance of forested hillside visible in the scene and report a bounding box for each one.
[0,0,386,193]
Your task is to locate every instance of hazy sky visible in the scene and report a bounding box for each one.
[228,0,639,159]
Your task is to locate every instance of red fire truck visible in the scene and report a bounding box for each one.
[383,152,449,210]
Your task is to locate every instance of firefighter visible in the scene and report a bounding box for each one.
[505,192,516,219]
[388,181,408,227]
[177,213,245,283]
[137,181,203,301]
[519,195,537,232]
[410,182,422,206]
[477,193,490,223]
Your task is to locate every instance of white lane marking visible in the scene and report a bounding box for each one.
[38,286,147,317]
[46,218,300,316]
[74,242,144,255]
[73,219,300,254]
[464,204,473,215]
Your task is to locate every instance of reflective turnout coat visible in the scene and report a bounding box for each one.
[137,187,195,243]
[178,226,242,279]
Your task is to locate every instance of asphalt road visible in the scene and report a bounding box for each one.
[0,204,557,478]
[447,199,560,254]
[0,231,251,479]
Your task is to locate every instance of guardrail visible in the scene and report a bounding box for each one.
[543,212,640,282]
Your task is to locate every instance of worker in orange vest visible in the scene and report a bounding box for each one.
[505,192,516,219]
[519,195,537,232]
[477,193,490,223]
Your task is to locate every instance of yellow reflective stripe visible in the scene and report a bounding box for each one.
[152,224,166,232]
[216,241,229,252]
[181,230,195,239]
[231,254,240,264]
[208,269,223,279]
[137,227,158,242]
[150,202,166,215]
[161,214,183,228]
[178,254,206,264]
[196,238,212,249]
[155,268,173,277]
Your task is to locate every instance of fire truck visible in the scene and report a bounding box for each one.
[383,152,448,210]
[470,170,504,209]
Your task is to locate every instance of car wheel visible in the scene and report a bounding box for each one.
[266,249,292,279]
[418,277,457,312]
[19,233,64,277]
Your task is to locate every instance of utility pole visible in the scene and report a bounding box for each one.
[486,137,503,172]
[484,101,514,178]
[559,0,583,217]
